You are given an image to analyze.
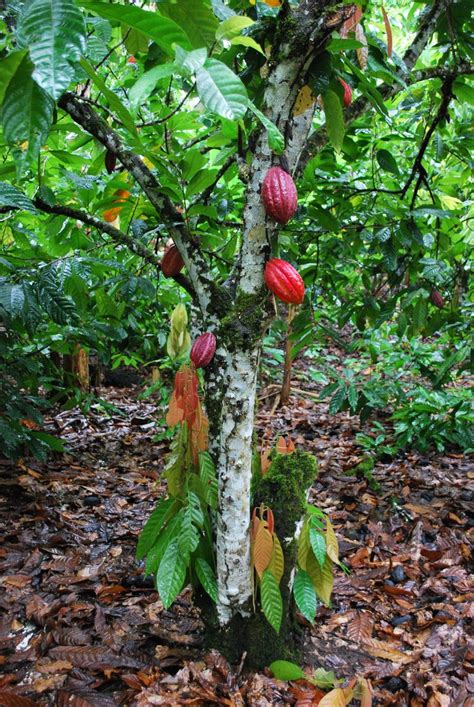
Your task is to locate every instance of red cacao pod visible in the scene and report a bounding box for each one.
[261,167,298,225]
[190,332,217,368]
[264,258,305,305]
[161,244,184,278]
[105,149,116,174]
[338,78,352,108]
[430,290,445,309]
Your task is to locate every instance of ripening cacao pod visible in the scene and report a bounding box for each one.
[261,167,298,225]
[161,244,184,278]
[430,290,445,309]
[190,333,217,368]
[127,55,137,64]
[338,78,352,108]
[264,258,305,305]
[105,149,116,174]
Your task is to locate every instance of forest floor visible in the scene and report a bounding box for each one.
[0,356,472,706]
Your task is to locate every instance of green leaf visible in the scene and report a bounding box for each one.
[18,0,86,99]
[175,47,207,75]
[329,385,346,414]
[376,148,400,175]
[327,37,364,51]
[0,182,37,213]
[178,505,201,558]
[79,1,191,54]
[156,538,187,609]
[1,57,54,174]
[129,63,175,108]
[0,50,28,106]
[199,451,218,509]
[122,26,149,56]
[144,512,182,575]
[216,16,254,41]
[322,90,344,153]
[0,283,25,317]
[230,36,265,56]
[293,569,317,623]
[248,102,284,154]
[260,569,283,634]
[196,58,248,120]
[79,58,138,137]
[159,0,218,49]
[309,527,326,568]
[195,557,218,602]
[269,660,306,681]
[136,497,176,560]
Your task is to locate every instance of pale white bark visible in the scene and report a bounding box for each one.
[214,347,259,623]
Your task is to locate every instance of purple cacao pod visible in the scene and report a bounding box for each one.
[190,332,217,368]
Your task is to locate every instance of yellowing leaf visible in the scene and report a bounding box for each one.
[325,518,340,565]
[297,519,311,570]
[359,678,373,707]
[293,85,316,117]
[318,687,348,707]
[253,522,274,578]
[307,553,333,606]
[382,6,392,58]
[268,534,284,584]
[355,23,368,69]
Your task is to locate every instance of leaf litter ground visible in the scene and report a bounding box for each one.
[0,364,472,706]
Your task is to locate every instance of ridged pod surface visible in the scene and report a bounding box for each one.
[430,290,445,309]
[161,244,184,278]
[261,167,298,225]
[338,78,352,108]
[190,332,217,368]
[264,258,305,305]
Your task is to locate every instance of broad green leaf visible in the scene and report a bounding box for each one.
[79,58,138,137]
[322,90,344,153]
[136,497,176,560]
[159,0,218,49]
[79,1,191,54]
[144,512,182,575]
[178,505,201,557]
[327,37,364,51]
[199,451,218,509]
[307,553,334,607]
[260,569,283,634]
[269,660,306,681]
[196,58,247,120]
[230,36,265,56]
[122,26,149,55]
[1,57,54,174]
[0,50,28,106]
[248,102,284,154]
[0,182,37,213]
[174,47,207,75]
[156,538,187,609]
[293,569,317,623]
[376,148,399,175]
[0,283,25,317]
[309,527,327,568]
[129,64,175,108]
[195,557,218,602]
[329,385,346,414]
[216,16,254,41]
[18,0,86,100]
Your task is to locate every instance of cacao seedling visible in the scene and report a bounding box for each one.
[190,333,217,368]
[338,78,352,108]
[161,244,184,278]
[261,167,298,225]
[264,258,305,305]
[430,290,445,309]
[104,150,116,174]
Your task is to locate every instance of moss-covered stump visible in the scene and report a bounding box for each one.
[199,450,318,669]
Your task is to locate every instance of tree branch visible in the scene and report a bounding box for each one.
[57,92,215,314]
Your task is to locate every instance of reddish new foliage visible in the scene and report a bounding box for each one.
[261,167,298,225]
[264,258,305,305]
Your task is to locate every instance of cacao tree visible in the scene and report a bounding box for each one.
[0,0,472,666]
